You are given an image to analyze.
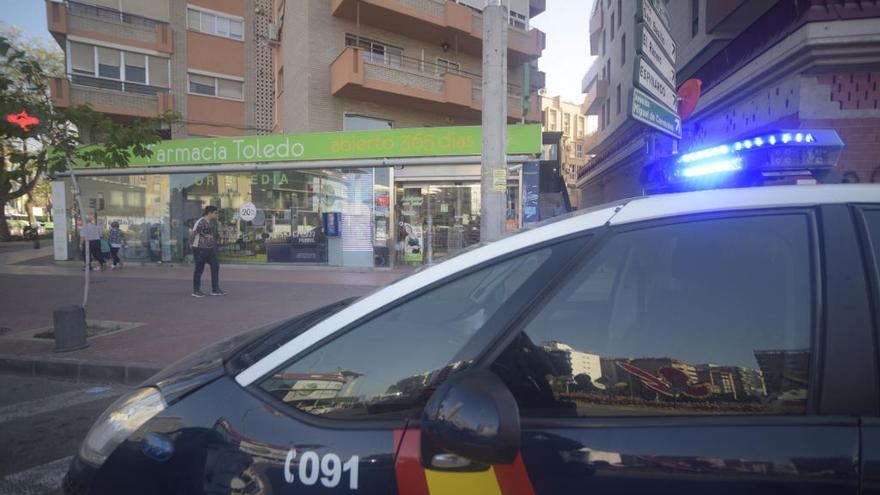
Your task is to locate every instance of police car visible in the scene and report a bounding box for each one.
[66,131,880,494]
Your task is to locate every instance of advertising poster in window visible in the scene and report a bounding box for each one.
[402,223,424,263]
[522,161,540,225]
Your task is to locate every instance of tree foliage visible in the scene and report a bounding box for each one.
[0,29,177,239]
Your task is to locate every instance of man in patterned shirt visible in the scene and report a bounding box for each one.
[189,205,226,297]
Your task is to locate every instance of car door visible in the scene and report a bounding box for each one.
[233,234,589,494]
[483,208,870,495]
[854,204,880,495]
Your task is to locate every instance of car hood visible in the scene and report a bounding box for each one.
[143,297,358,404]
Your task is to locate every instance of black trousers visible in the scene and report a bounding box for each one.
[110,247,121,266]
[193,247,220,292]
[84,240,105,267]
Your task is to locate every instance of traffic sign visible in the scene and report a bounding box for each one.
[635,56,677,111]
[639,0,675,60]
[631,87,682,139]
[638,25,675,87]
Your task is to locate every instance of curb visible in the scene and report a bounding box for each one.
[0,354,163,385]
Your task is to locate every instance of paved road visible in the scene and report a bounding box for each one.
[0,374,130,495]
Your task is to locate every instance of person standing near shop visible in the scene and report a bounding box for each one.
[190,205,226,298]
[107,221,125,270]
[81,215,105,271]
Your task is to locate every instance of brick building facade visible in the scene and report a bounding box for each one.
[577,0,880,207]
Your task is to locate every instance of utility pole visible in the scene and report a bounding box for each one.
[480,0,507,242]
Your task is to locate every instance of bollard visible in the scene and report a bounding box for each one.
[53,305,89,352]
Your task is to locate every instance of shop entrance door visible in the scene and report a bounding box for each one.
[395,183,481,266]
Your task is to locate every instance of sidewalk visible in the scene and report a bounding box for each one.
[0,240,412,383]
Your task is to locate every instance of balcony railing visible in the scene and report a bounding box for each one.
[333,47,539,122]
[70,74,169,96]
[354,50,530,100]
[66,1,167,29]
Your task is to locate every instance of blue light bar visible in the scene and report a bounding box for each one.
[645,129,844,194]
[680,158,743,178]
[679,130,827,166]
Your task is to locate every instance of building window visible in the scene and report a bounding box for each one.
[618,0,622,27]
[602,29,606,57]
[621,33,626,66]
[276,67,284,98]
[691,0,699,37]
[616,84,622,115]
[577,116,585,137]
[600,104,605,130]
[97,47,120,79]
[564,113,571,135]
[186,6,244,41]
[435,58,460,74]
[68,41,169,90]
[606,60,611,85]
[124,52,146,84]
[549,109,557,131]
[188,72,244,100]
[610,13,615,40]
[345,34,403,68]
[508,10,527,30]
[576,142,584,158]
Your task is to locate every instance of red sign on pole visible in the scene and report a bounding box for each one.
[6,111,40,132]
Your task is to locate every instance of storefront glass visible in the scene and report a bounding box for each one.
[65,175,172,263]
[64,169,379,266]
[394,183,481,266]
[170,171,345,264]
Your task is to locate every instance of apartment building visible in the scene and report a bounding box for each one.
[46,0,546,267]
[541,94,595,207]
[577,0,880,208]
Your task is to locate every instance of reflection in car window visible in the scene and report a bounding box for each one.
[492,214,814,417]
[259,247,553,419]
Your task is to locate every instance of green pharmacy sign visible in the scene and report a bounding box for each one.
[73,124,542,168]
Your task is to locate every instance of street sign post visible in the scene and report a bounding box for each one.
[639,0,675,60]
[631,87,682,139]
[635,57,677,111]
[638,25,675,86]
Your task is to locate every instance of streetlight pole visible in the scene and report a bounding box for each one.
[480,0,507,242]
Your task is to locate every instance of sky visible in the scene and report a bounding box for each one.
[0,0,593,104]
[530,0,594,104]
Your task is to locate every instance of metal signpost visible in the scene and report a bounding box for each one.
[635,57,677,111]
[632,0,681,139]
[631,88,682,139]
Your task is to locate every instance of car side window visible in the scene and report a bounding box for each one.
[491,214,815,417]
[258,239,584,420]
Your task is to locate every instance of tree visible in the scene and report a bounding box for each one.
[0,25,62,236]
[0,33,177,306]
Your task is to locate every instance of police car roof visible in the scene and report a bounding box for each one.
[235,183,880,386]
[611,184,880,226]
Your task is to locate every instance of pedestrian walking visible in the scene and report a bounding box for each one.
[190,205,226,298]
[81,216,105,271]
[107,221,125,270]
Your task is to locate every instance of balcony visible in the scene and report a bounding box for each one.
[581,63,608,114]
[330,0,545,65]
[330,47,541,123]
[46,1,172,53]
[51,76,173,118]
[529,0,546,18]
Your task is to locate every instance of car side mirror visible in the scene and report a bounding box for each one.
[420,368,520,468]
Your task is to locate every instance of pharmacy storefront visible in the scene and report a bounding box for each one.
[52,125,541,268]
